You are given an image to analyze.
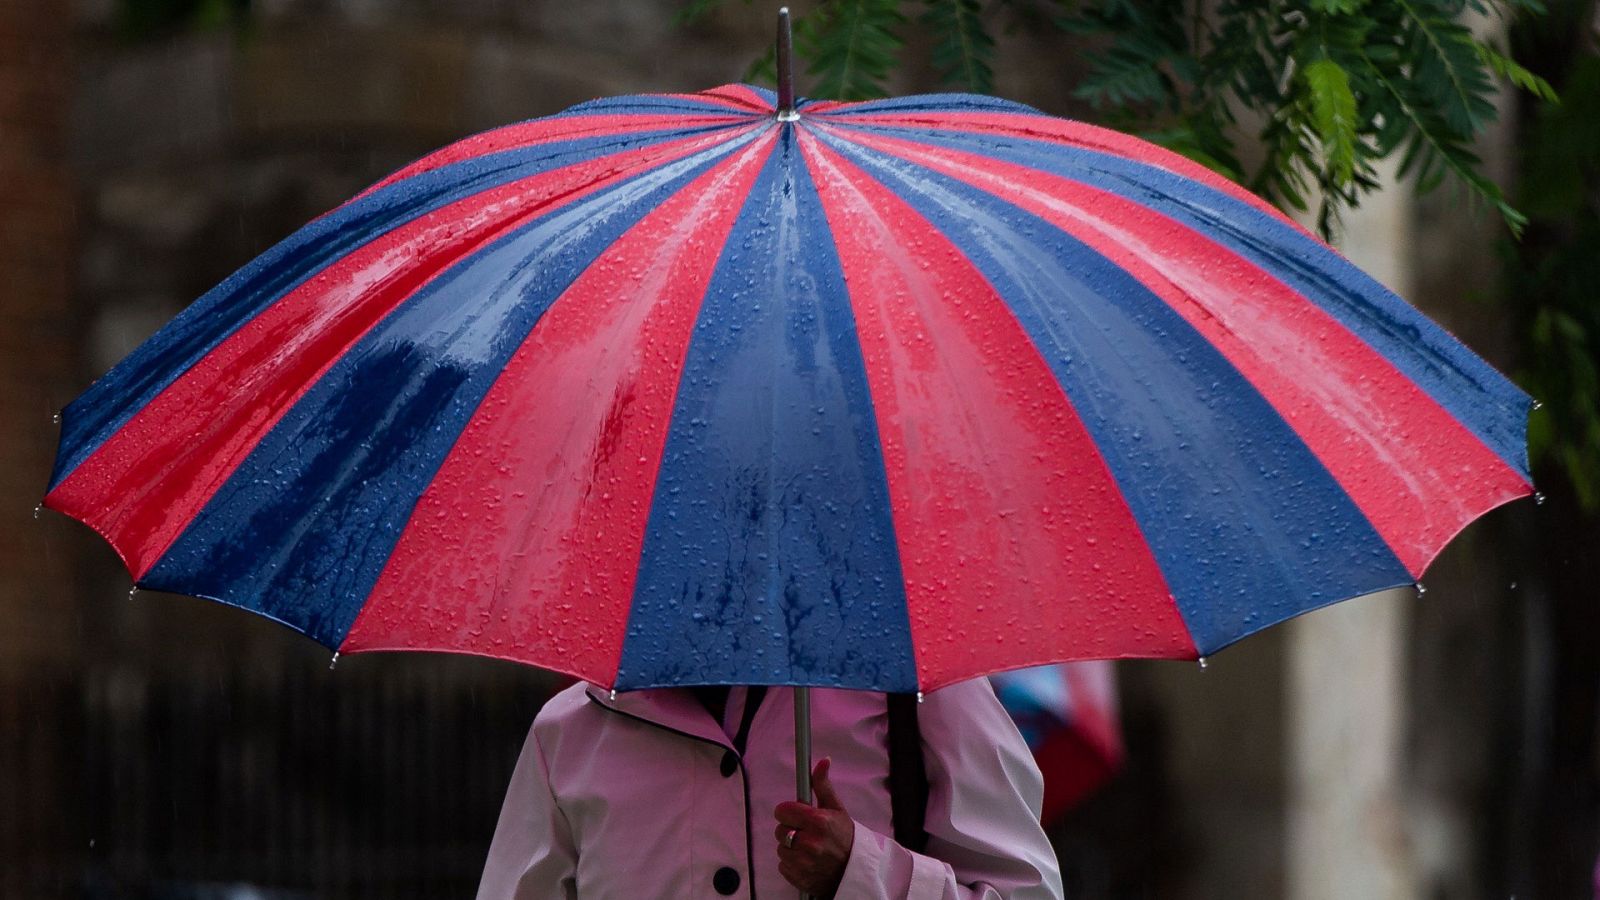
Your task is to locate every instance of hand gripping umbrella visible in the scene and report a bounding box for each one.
[44,8,1532,827]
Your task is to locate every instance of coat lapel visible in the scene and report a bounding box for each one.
[585,683,733,749]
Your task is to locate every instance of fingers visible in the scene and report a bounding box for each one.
[811,757,847,813]
[775,838,827,892]
[774,801,830,830]
[772,762,853,897]
[777,858,804,890]
[773,805,853,897]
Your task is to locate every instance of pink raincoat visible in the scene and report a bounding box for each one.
[477,679,1064,899]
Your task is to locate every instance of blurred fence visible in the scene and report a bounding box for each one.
[3,659,552,899]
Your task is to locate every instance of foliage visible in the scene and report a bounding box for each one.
[114,0,251,40]
[798,0,910,100]
[1506,8,1600,509]
[924,0,997,93]
[683,0,1553,240]
[688,0,1598,509]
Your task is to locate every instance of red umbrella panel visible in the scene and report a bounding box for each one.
[44,83,1533,694]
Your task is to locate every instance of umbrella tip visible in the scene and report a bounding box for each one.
[328,652,340,671]
[776,7,797,120]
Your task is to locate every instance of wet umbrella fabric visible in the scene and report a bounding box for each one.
[44,84,1532,694]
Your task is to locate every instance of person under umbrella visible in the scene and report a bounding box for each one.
[39,10,1532,900]
[477,683,1063,898]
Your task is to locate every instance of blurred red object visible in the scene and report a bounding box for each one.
[991,662,1124,824]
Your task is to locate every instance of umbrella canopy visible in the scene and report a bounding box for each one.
[44,82,1532,695]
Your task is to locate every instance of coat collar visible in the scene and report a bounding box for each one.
[584,683,735,749]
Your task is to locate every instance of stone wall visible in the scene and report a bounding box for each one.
[0,0,79,676]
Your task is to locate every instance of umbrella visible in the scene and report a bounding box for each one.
[991,661,1123,825]
[44,10,1531,814]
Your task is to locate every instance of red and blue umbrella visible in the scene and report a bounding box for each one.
[44,76,1532,695]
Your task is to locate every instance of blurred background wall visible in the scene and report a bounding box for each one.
[1,1,1595,897]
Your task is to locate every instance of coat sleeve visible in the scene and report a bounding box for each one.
[476,721,579,900]
[832,679,1066,900]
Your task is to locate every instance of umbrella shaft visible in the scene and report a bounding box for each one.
[794,684,811,803]
[776,8,795,116]
[795,684,811,900]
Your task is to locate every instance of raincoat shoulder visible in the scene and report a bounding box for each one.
[835,678,1066,900]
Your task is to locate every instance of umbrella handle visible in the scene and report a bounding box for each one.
[795,684,812,900]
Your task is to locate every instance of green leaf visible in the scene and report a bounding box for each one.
[673,0,724,26]
[1303,58,1360,185]
[1475,41,1559,102]
[1563,445,1599,509]
[798,0,907,101]
[1074,29,1185,109]
[116,0,250,39]
[1395,0,1498,134]
[194,0,232,27]
[1519,56,1600,218]
[1553,309,1588,341]
[744,45,778,87]
[1365,56,1527,236]
[1309,0,1368,12]
[923,0,996,93]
